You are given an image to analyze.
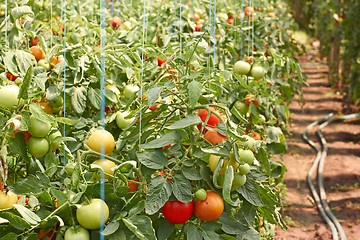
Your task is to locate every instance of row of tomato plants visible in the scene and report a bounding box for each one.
[288,0,360,106]
[0,0,305,239]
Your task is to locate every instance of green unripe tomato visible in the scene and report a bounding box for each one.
[49,130,61,151]
[28,137,49,158]
[239,149,254,164]
[233,101,249,115]
[76,199,109,230]
[195,189,207,200]
[28,115,51,137]
[251,66,265,79]
[232,174,246,189]
[50,95,64,107]
[65,162,76,175]
[238,163,251,175]
[234,61,251,75]
[123,85,139,99]
[116,111,134,129]
[37,59,51,71]
[0,85,19,109]
[64,226,90,240]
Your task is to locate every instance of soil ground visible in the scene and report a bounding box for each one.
[274,46,360,240]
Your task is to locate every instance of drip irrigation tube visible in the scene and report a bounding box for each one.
[303,112,359,240]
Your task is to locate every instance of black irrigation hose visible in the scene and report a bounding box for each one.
[302,112,360,240]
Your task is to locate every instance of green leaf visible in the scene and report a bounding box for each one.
[87,87,101,110]
[157,221,175,240]
[137,150,168,169]
[184,223,202,240]
[11,6,33,19]
[34,71,48,91]
[236,175,263,207]
[13,204,41,225]
[145,176,172,215]
[18,66,33,99]
[219,212,247,235]
[15,50,36,76]
[8,173,51,195]
[29,103,54,124]
[166,115,202,130]
[182,166,202,180]
[235,200,257,226]
[4,52,19,76]
[236,227,261,240]
[222,166,238,206]
[147,86,162,108]
[0,212,30,230]
[125,67,135,80]
[173,174,193,203]
[128,200,146,216]
[188,81,202,108]
[0,233,18,240]
[102,221,120,236]
[71,86,87,115]
[140,131,182,149]
[267,142,287,154]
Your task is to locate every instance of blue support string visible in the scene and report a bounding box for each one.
[174,0,177,42]
[62,0,67,167]
[240,0,244,59]
[213,0,216,64]
[99,0,106,238]
[208,0,212,96]
[139,0,148,145]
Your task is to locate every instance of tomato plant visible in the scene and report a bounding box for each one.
[0,1,304,239]
[161,200,194,224]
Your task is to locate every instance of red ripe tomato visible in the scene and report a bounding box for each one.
[245,94,259,107]
[193,13,200,21]
[6,73,18,81]
[30,46,45,62]
[157,57,166,66]
[194,190,224,221]
[161,200,194,224]
[195,24,202,32]
[31,37,39,46]
[128,180,138,193]
[244,6,254,16]
[204,130,227,145]
[159,169,174,181]
[38,229,56,240]
[111,16,121,28]
[197,108,224,133]
[39,101,53,114]
[227,18,233,25]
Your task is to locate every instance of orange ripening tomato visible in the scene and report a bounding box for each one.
[195,24,202,32]
[193,13,201,21]
[244,6,254,16]
[194,190,224,221]
[227,18,233,25]
[128,179,138,193]
[245,94,259,107]
[251,132,261,141]
[39,101,53,114]
[110,16,121,28]
[204,130,227,145]
[30,46,45,62]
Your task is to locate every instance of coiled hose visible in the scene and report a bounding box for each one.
[302,112,360,240]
